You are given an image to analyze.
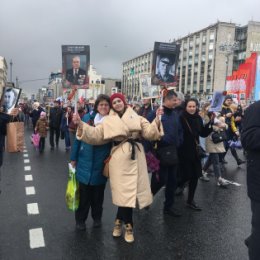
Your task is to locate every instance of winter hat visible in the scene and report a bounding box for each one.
[40,111,46,117]
[110,93,127,106]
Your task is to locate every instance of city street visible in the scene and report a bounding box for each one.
[0,128,251,260]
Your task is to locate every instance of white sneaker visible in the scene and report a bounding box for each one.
[217,177,229,187]
[200,171,210,182]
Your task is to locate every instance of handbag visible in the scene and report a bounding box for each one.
[6,121,24,153]
[211,131,227,144]
[184,118,207,159]
[156,145,178,166]
[145,151,160,172]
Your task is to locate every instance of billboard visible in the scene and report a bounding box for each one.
[62,45,90,88]
[151,42,179,86]
[139,73,160,99]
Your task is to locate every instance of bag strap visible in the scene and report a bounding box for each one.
[183,118,199,146]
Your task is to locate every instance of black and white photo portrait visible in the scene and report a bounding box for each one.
[0,87,21,114]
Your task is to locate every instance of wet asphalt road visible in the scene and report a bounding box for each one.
[0,128,251,260]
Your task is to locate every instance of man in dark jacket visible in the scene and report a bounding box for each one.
[148,90,183,217]
[241,101,260,260]
[49,100,63,150]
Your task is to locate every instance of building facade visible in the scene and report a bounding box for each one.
[122,51,153,101]
[101,78,122,96]
[0,56,8,97]
[122,21,260,100]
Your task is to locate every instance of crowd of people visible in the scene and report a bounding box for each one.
[0,90,259,259]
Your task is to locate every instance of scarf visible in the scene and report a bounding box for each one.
[94,113,105,126]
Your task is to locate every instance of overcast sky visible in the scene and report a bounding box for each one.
[0,0,259,95]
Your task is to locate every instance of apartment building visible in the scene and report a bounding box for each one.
[122,51,153,100]
[122,21,260,99]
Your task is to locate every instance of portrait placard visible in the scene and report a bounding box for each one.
[140,73,160,99]
[151,42,180,87]
[0,87,22,114]
[62,45,90,88]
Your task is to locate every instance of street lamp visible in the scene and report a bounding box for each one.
[219,41,239,90]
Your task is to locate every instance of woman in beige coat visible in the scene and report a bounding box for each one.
[203,115,229,187]
[74,93,163,243]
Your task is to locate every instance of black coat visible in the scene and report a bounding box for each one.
[179,111,212,162]
[49,107,62,129]
[30,107,44,126]
[178,111,212,181]
[241,101,260,202]
[0,113,11,151]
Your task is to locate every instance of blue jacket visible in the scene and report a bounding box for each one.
[70,112,111,185]
[148,106,183,148]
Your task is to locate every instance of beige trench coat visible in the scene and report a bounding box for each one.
[76,107,163,209]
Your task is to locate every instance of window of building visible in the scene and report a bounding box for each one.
[209,32,215,40]
[189,50,193,56]
[209,42,214,50]
[196,36,200,45]
[202,35,206,43]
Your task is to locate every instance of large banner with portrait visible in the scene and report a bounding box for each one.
[139,73,160,99]
[151,42,179,87]
[0,87,22,114]
[62,45,90,88]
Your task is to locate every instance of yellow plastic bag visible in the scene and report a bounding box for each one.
[65,163,79,211]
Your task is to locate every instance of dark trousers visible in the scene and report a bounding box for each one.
[151,164,177,210]
[116,207,133,225]
[64,130,70,148]
[249,200,260,260]
[49,127,60,148]
[75,182,105,224]
[203,153,224,179]
[180,160,201,203]
[39,137,45,152]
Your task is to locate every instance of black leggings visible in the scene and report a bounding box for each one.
[116,207,133,225]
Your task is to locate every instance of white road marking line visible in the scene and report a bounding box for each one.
[23,154,29,158]
[27,203,39,215]
[25,175,33,181]
[24,166,31,171]
[29,228,45,249]
[23,150,28,153]
[24,159,30,164]
[25,187,36,195]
